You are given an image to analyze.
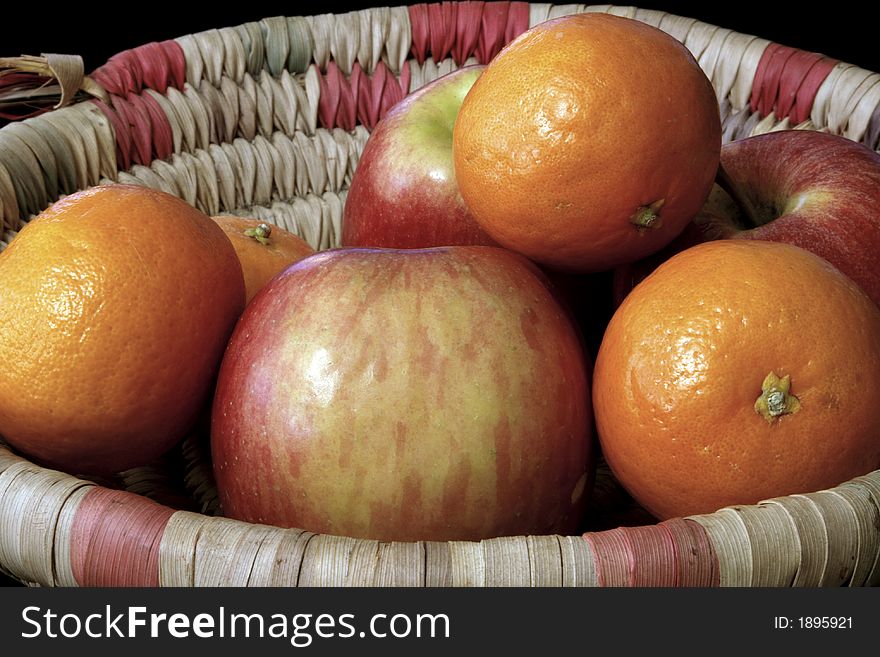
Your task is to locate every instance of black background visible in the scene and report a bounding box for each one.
[2,1,879,75]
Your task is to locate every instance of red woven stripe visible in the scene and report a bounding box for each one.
[137,41,185,94]
[751,43,796,117]
[476,1,512,64]
[91,89,175,169]
[789,56,838,125]
[775,50,824,120]
[750,43,837,123]
[661,518,720,587]
[320,61,410,131]
[91,40,186,97]
[111,95,153,166]
[584,525,680,586]
[92,98,133,170]
[585,519,721,586]
[583,528,631,586]
[429,2,458,64]
[622,524,678,586]
[505,2,530,44]
[352,64,376,129]
[410,2,531,66]
[318,61,357,131]
[70,487,174,587]
[453,1,484,65]
[409,3,431,64]
[379,62,411,121]
[136,90,175,161]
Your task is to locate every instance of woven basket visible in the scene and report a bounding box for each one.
[1,2,879,588]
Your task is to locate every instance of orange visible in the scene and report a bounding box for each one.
[592,239,880,520]
[210,215,315,304]
[0,184,245,475]
[452,13,722,272]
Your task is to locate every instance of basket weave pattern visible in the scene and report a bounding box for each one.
[1,2,880,587]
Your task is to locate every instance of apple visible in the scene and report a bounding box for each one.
[341,66,498,249]
[613,129,880,307]
[210,246,594,542]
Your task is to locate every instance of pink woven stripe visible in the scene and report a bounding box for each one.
[70,487,174,587]
[318,61,357,131]
[751,43,796,117]
[453,2,484,66]
[749,43,837,123]
[92,98,133,170]
[584,518,721,587]
[409,2,530,66]
[789,56,838,125]
[622,524,678,586]
[427,2,458,64]
[318,61,411,131]
[135,91,175,160]
[91,89,175,169]
[476,1,516,64]
[111,95,154,166]
[660,518,720,587]
[585,525,679,586]
[583,528,630,586]
[91,40,186,97]
[409,3,431,64]
[504,2,530,44]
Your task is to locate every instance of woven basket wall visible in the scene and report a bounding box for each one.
[1,2,879,588]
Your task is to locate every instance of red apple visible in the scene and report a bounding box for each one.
[211,246,594,542]
[342,66,498,248]
[613,130,880,307]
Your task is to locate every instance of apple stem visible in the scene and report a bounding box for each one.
[244,223,272,245]
[754,372,801,423]
[630,199,665,231]
[714,162,763,229]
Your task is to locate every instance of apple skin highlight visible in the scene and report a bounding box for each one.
[342,66,498,249]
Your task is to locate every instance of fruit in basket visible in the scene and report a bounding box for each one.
[452,13,722,272]
[211,246,594,542]
[613,129,880,307]
[211,215,315,304]
[593,239,880,520]
[342,66,497,249]
[0,185,245,475]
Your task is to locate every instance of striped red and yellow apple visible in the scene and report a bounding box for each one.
[210,245,594,542]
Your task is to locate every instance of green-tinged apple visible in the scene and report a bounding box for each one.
[613,130,880,306]
[211,246,594,542]
[342,66,498,248]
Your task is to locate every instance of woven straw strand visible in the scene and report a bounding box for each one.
[828,485,880,586]
[846,473,880,585]
[762,495,829,587]
[722,504,800,587]
[0,457,91,586]
[193,517,283,586]
[0,100,115,230]
[793,491,860,587]
[178,7,411,86]
[688,507,753,586]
